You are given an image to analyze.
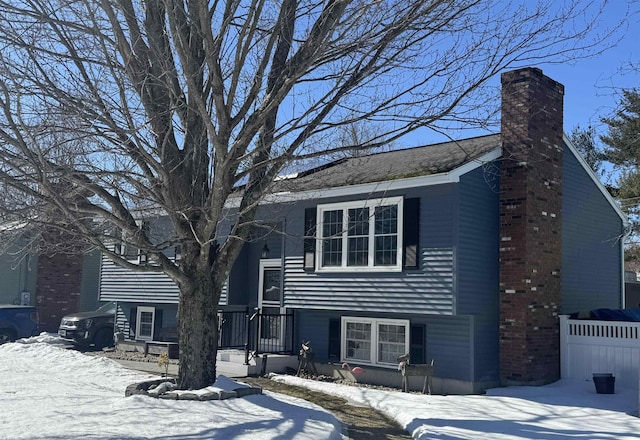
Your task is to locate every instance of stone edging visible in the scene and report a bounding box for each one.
[125,378,262,401]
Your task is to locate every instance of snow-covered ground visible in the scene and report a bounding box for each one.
[0,335,341,439]
[2,334,639,439]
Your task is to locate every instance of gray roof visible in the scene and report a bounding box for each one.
[276,134,501,192]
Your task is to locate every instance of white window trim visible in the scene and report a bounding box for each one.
[258,259,282,307]
[341,316,410,368]
[135,306,155,341]
[316,196,403,272]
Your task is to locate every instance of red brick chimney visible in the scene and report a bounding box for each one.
[36,253,83,332]
[499,67,564,385]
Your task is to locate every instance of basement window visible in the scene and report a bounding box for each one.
[135,306,155,340]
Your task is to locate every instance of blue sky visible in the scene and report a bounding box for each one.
[399,1,639,148]
[544,1,639,134]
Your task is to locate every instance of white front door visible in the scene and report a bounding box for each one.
[258,259,284,351]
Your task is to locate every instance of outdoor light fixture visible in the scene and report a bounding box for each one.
[261,242,270,259]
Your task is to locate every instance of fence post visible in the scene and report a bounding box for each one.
[559,315,568,379]
[244,307,254,365]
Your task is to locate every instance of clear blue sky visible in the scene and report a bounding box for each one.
[400,1,639,148]
[544,1,639,134]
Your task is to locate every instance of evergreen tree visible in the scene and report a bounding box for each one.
[569,125,605,175]
[601,89,640,216]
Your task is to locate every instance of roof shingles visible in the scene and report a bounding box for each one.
[276,134,501,192]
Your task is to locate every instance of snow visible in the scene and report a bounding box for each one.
[2,335,639,439]
[0,339,342,439]
[273,375,640,439]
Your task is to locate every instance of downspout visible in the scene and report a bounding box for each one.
[621,222,634,309]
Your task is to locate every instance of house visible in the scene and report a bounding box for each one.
[100,68,628,393]
[0,232,101,332]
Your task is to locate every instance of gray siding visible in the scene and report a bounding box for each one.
[99,253,228,305]
[562,144,624,313]
[78,251,101,311]
[0,248,37,305]
[457,166,500,382]
[99,254,180,304]
[282,186,456,315]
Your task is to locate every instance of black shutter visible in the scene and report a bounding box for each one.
[154,308,163,341]
[403,198,420,270]
[328,318,341,362]
[129,307,138,339]
[410,323,426,364]
[304,207,317,271]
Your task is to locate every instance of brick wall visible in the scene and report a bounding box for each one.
[499,67,564,385]
[36,253,83,332]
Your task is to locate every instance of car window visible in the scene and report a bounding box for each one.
[96,302,116,315]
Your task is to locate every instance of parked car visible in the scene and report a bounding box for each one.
[0,305,39,344]
[58,302,116,349]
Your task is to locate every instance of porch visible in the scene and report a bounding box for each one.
[115,306,298,376]
[217,306,298,375]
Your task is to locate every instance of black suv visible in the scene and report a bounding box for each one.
[58,302,116,349]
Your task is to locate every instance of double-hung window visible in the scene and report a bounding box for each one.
[317,197,403,271]
[341,317,409,367]
[135,306,155,340]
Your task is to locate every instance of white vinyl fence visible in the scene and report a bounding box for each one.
[560,315,640,390]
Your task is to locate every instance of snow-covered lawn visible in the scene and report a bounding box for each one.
[0,335,341,439]
[273,374,640,439]
[2,334,639,439]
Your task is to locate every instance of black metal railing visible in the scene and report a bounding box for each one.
[218,307,295,363]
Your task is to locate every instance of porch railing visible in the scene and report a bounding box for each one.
[218,307,295,363]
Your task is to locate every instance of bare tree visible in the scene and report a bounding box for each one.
[0,0,622,389]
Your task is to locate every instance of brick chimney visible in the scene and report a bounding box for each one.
[499,67,564,385]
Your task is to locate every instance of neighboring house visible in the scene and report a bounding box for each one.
[99,68,628,393]
[0,233,101,332]
[624,268,640,308]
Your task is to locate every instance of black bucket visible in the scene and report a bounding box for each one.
[592,373,615,394]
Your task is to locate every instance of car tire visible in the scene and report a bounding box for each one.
[0,329,16,345]
[92,328,113,350]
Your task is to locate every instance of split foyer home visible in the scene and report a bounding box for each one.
[99,68,628,393]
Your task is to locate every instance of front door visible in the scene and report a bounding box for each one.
[258,259,284,351]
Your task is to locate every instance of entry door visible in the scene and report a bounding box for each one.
[258,259,284,351]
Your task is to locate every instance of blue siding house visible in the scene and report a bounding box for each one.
[100,68,627,393]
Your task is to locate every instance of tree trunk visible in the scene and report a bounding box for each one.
[177,266,221,390]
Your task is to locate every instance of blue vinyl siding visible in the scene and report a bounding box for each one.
[284,253,454,313]
[282,186,456,315]
[457,166,500,382]
[562,144,624,313]
[425,315,473,382]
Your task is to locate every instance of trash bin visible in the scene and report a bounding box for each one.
[592,373,615,394]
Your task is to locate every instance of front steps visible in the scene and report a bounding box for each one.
[217,350,298,377]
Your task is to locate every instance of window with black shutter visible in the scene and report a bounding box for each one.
[328,318,341,362]
[410,323,426,364]
[129,306,137,339]
[403,198,420,270]
[304,207,317,271]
